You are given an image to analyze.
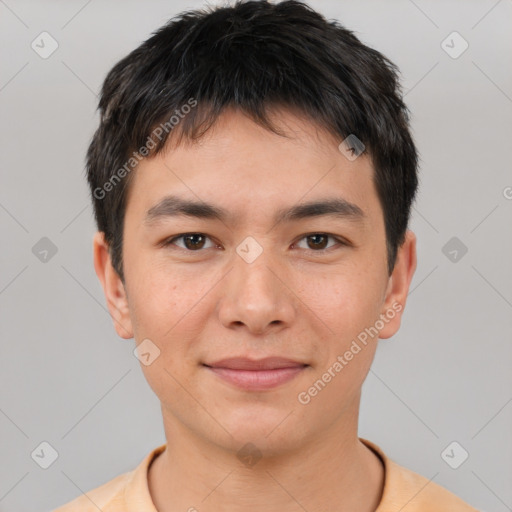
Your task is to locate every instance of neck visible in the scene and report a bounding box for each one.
[148,404,384,512]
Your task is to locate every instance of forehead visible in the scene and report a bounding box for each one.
[124,108,382,230]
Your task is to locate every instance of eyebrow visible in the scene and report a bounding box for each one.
[144,194,366,226]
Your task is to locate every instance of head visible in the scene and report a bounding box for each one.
[91,0,418,455]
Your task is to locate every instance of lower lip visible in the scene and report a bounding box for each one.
[205,365,307,390]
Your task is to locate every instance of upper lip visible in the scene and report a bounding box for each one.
[204,357,307,370]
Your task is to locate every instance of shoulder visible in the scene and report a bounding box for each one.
[360,438,479,512]
[51,471,132,512]
[51,443,166,512]
[385,458,478,511]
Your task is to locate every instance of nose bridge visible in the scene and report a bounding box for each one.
[217,236,295,333]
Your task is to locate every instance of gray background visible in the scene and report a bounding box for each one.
[1,0,511,510]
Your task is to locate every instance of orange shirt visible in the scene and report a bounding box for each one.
[52,438,478,511]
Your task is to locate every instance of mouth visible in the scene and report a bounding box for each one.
[203,357,309,391]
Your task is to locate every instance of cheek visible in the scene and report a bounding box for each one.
[126,255,195,336]
[297,280,384,410]
[296,265,384,338]
[127,277,178,341]
[127,268,203,406]
[126,263,218,366]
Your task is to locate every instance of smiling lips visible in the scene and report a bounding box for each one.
[203,357,308,390]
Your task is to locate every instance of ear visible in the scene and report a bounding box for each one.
[93,232,133,339]
[378,229,417,339]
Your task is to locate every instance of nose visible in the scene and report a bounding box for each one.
[217,247,297,336]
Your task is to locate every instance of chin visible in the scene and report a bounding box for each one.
[212,408,308,453]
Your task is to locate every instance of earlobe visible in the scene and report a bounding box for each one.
[92,232,134,339]
[378,229,417,340]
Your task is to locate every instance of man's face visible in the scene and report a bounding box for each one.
[99,107,415,453]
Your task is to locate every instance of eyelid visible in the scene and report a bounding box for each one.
[162,232,349,252]
[162,233,219,250]
[292,233,349,251]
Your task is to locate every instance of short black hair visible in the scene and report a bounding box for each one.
[87,0,419,282]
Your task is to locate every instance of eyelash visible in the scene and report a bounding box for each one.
[161,232,349,254]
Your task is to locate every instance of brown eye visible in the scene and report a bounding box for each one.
[294,233,346,252]
[165,233,215,251]
[183,234,206,250]
[306,234,329,250]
